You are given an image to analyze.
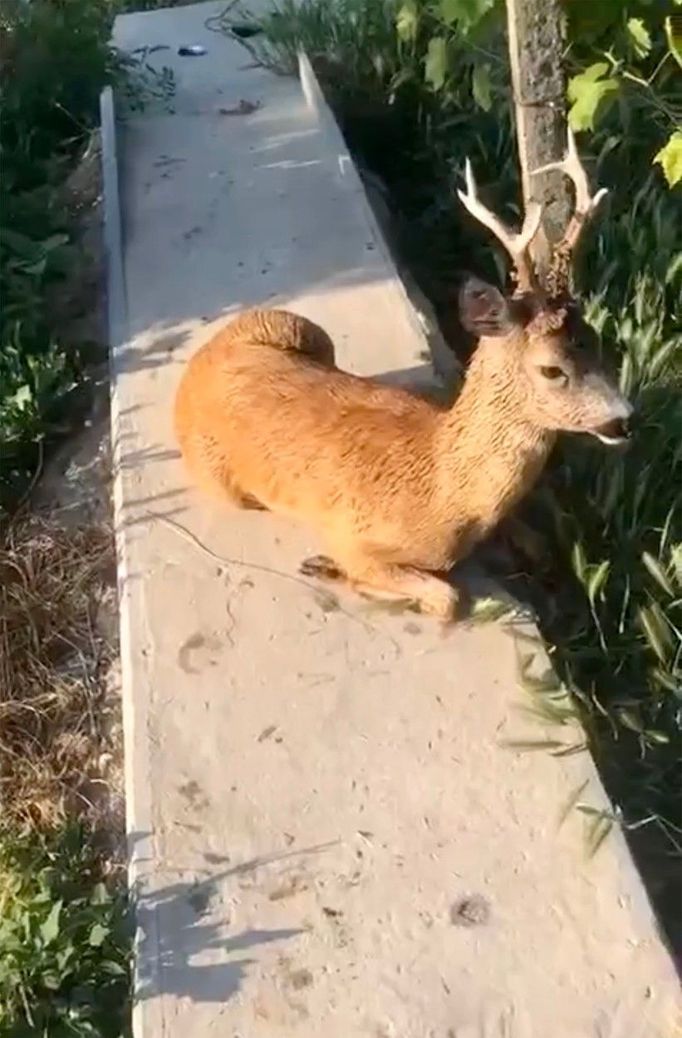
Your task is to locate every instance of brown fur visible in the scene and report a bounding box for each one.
[174,300,629,621]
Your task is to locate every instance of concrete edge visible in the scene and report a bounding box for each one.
[100,84,162,1032]
[297,51,460,385]
[100,87,127,357]
[296,49,405,296]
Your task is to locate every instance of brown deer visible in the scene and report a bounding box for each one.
[174,131,631,620]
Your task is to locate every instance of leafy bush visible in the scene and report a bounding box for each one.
[564,0,682,186]
[391,0,682,185]
[0,826,131,1038]
[0,0,118,176]
[0,0,121,511]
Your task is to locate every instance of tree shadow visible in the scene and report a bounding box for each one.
[129,837,337,1006]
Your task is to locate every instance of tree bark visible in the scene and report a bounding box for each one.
[505,0,572,278]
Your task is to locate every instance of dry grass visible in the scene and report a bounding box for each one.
[0,515,121,834]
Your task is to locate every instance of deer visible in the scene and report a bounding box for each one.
[174,131,631,621]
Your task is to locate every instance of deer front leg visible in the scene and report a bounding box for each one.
[300,552,460,621]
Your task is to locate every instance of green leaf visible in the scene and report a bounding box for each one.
[567,62,610,100]
[396,0,418,43]
[666,15,682,69]
[41,233,69,253]
[557,779,590,829]
[472,63,492,111]
[40,900,62,945]
[470,595,514,622]
[671,544,682,587]
[440,0,495,28]
[101,959,127,977]
[626,17,652,58]
[617,708,643,733]
[586,814,614,858]
[568,65,619,132]
[665,252,682,285]
[641,551,675,597]
[571,541,587,582]
[22,258,48,277]
[90,882,109,905]
[653,131,682,188]
[648,337,679,378]
[440,0,459,23]
[57,944,75,971]
[587,560,610,605]
[644,729,670,745]
[651,666,681,696]
[424,36,448,91]
[89,922,110,948]
[10,385,32,410]
[638,603,673,664]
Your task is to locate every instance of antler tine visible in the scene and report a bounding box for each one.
[531,128,608,261]
[457,158,542,294]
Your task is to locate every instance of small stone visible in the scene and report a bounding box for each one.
[449,894,490,927]
[290,967,313,990]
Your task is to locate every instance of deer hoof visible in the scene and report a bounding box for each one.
[420,583,461,622]
[299,555,344,582]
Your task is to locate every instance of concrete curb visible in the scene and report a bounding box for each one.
[298,51,461,386]
[100,83,162,1035]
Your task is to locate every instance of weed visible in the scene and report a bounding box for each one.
[0,824,131,1038]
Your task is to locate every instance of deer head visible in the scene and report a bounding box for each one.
[457,130,631,446]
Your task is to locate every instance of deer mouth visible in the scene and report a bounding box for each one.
[593,417,631,445]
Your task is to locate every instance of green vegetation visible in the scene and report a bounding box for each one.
[0,0,115,510]
[0,826,131,1038]
[237,0,682,919]
[0,0,172,513]
[0,3,134,1033]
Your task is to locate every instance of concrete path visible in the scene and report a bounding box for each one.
[106,4,679,1036]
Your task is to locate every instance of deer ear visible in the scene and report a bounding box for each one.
[458,276,513,338]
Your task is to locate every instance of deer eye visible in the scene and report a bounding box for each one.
[540,365,567,383]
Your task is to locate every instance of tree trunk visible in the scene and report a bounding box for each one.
[505,0,572,279]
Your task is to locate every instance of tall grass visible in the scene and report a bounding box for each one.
[541,180,681,847]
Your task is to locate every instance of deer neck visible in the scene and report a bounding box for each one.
[435,338,555,529]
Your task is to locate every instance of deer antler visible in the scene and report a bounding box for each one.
[457,158,543,294]
[531,128,608,295]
